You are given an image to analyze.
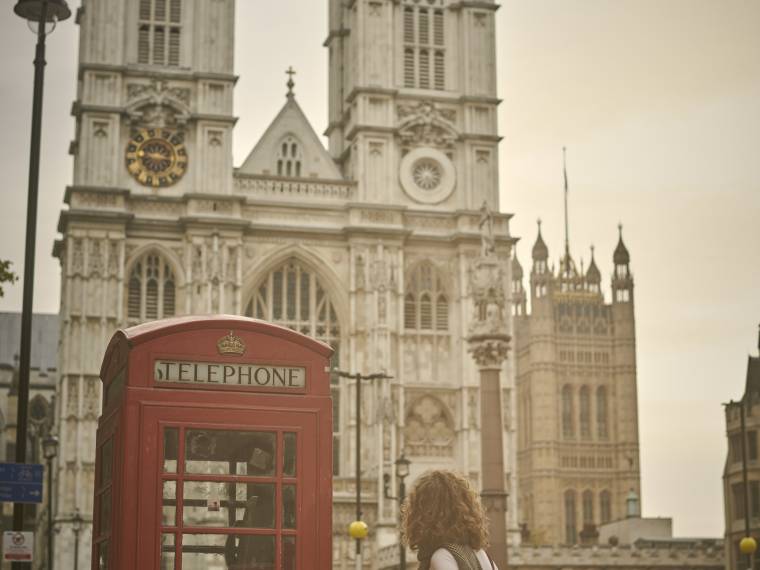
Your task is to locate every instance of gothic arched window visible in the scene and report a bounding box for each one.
[582,490,594,525]
[600,490,612,523]
[404,262,449,332]
[597,386,609,439]
[127,253,177,322]
[561,385,574,439]
[402,3,446,90]
[276,135,303,178]
[579,386,591,439]
[564,490,577,544]
[245,258,342,474]
[138,0,182,67]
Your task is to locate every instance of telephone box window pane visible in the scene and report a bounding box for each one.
[182,481,236,527]
[162,481,177,526]
[97,542,109,570]
[100,439,113,486]
[185,430,276,476]
[159,551,175,570]
[283,485,296,529]
[283,433,296,477]
[283,536,296,570]
[241,483,275,528]
[100,489,112,533]
[223,535,275,569]
[181,533,229,568]
[160,534,175,570]
[163,428,178,473]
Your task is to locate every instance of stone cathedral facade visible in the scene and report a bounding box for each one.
[53,0,518,568]
[512,226,641,546]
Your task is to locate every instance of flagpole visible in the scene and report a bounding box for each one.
[563,147,570,280]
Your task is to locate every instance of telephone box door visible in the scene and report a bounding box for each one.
[139,405,319,570]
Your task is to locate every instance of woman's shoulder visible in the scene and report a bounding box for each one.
[430,547,497,570]
[430,548,458,569]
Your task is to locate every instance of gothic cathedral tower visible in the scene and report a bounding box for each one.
[513,226,641,545]
[54,0,235,567]
[326,0,501,209]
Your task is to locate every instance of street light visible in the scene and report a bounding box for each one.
[10,2,70,569]
[42,435,58,570]
[333,369,392,570]
[72,509,83,570]
[383,452,411,570]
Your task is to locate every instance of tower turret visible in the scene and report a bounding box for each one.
[530,220,551,301]
[586,246,602,295]
[612,224,634,303]
[512,251,527,316]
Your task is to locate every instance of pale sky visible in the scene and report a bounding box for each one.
[1,0,759,538]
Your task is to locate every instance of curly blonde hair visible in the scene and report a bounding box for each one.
[401,470,489,552]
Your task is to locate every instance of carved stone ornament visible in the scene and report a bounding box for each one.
[467,335,510,369]
[397,100,457,149]
[126,79,192,127]
[404,395,455,457]
[400,147,456,204]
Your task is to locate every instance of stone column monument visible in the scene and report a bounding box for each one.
[468,203,510,569]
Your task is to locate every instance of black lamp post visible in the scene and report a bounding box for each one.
[42,435,59,570]
[72,509,83,570]
[333,369,392,570]
[10,3,70,569]
[383,452,411,570]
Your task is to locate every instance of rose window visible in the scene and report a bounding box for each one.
[412,159,442,191]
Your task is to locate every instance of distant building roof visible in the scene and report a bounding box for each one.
[0,312,59,371]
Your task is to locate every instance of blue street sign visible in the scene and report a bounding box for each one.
[0,463,44,504]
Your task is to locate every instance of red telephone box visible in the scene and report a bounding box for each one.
[93,316,333,570]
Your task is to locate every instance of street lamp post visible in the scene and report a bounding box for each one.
[10,3,70,569]
[334,369,392,570]
[42,435,59,570]
[384,453,411,570]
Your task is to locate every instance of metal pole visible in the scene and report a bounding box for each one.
[741,402,753,570]
[356,373,362,570]
[399,477,406,570]
[73,523,79,570]
[47,455,54,570]
[13,6,49,570]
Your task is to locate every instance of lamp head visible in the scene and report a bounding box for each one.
[42,435,59,460]
[395,453,411,480]
[14,0,71,23]
[72,509,83,532]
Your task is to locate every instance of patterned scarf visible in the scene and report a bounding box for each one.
[417,543,484,570]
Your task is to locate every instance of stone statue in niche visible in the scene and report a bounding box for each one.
[479,201,496,258]
[355,255,366,290]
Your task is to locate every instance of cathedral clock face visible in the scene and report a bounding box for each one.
[126,128,188,188]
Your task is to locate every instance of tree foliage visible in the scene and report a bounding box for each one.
[0,259,18,298]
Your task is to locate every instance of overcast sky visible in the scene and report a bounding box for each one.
[1,0,758,538]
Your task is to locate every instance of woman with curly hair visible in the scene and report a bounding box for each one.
[401,470,497,570]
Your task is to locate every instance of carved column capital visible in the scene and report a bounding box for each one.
[467,333,511,369]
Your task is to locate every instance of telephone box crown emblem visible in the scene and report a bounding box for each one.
[217,331,246,356]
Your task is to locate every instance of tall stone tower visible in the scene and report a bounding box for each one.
[54,0,235,567]
[54,0,517,567]
[513,224,641,545]
[326,0,501,209]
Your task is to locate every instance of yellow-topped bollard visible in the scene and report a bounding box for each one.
[740,537,757,555]
[348,520,369,540]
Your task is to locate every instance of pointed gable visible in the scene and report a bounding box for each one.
[238,96,342,180]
